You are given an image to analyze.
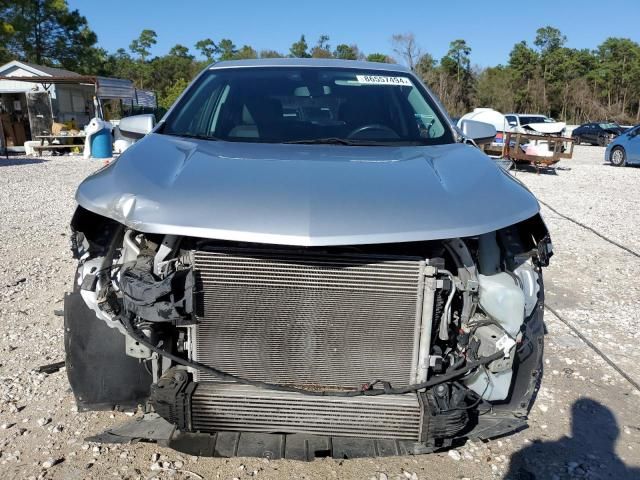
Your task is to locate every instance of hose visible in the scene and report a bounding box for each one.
[122,314,504,397]
[439,273,457,341]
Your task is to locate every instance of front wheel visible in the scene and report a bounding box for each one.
[573,135,580,145]
[610,146,626,167]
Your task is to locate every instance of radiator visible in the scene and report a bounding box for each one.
[190,383,422,440]
[191,247,426,388]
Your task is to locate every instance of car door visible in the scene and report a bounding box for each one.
[575,124,587,142]
[573,125,586,141]
[582,124,595,143]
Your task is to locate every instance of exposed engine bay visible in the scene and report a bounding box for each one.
[66,206,551,454]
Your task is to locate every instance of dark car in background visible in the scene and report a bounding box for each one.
[572,122,625,146]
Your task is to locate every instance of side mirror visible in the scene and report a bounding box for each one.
[459,119,496,145]
[117,114,155,140]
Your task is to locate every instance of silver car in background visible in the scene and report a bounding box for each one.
[66,59,552,459]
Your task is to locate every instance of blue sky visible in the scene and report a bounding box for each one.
[68,0,640,67]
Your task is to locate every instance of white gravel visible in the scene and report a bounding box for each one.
[0,148,639,479]
[516,148,640,388]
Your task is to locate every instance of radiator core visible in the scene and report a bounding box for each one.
[191,247,425,388]
[190,383,422,440]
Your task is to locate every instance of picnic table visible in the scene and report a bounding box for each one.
[34,133,86,156]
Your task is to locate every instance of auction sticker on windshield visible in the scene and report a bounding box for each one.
[355,75,412,86]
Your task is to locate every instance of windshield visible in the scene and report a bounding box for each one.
[599,123,619,130]
[161,67,453,146]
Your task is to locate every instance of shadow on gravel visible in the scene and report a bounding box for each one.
[505,398,639,479]
[601,163,640,168]
[0,157,49,167]
[512,166,559,176]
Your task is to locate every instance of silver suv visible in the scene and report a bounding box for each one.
[66,59,552,459]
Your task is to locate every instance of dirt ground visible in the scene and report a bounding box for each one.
[0,146,639,480]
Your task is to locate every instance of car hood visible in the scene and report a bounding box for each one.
[75,134,540,246]
[521,122,566,134]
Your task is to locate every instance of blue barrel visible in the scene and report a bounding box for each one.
[91,128,112,158]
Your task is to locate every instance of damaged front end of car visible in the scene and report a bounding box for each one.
[66,205,552,458]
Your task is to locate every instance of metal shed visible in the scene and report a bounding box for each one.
[0,61,155,151]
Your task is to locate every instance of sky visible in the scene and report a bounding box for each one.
[68,0,640,67]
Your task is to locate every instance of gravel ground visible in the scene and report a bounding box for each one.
[1,147,639,480]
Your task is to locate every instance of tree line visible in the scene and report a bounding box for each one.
[2,1,640,123]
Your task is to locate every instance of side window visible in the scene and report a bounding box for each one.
[505,115,517,127]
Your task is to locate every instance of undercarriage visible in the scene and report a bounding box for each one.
[65,206,551,457]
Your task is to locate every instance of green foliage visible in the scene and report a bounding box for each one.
[592,37,640,120]
[260,50,285,58]
[443,39,471,80]
[290,35,310,58]
[235,45,258,60]
[158,77,189,109]
[508,41,538,79]
[168,44,192,59]
[0,0,100,72]
[3,8,640,124]
[534,26,566,54]
[149,44,198,95]
[195,38,217,62]
[475,66,515,114]
[428,40,474,115]
[366,53,392,63]
[415,53,435,75]
[334,44,359,60]
[507,41,540,112]
[310,35,332,58]
[129,29,157,60]
[217,39,237,61]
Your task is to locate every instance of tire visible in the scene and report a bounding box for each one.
[610,146,626,166]
[573,136,580,145]
[598,136,607,147]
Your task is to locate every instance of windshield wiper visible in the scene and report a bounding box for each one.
[283,137,358,145]
[283,137,425,146]
[284,137,399,146]
[164,132,220,141]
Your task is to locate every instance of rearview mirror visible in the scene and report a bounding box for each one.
[118,114,155,140]
[459,119,497,145]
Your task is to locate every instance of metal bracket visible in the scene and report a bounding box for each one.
[415,271,437,384]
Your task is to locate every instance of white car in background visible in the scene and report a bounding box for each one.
[458,109,566,137]
[504,114,566,137]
